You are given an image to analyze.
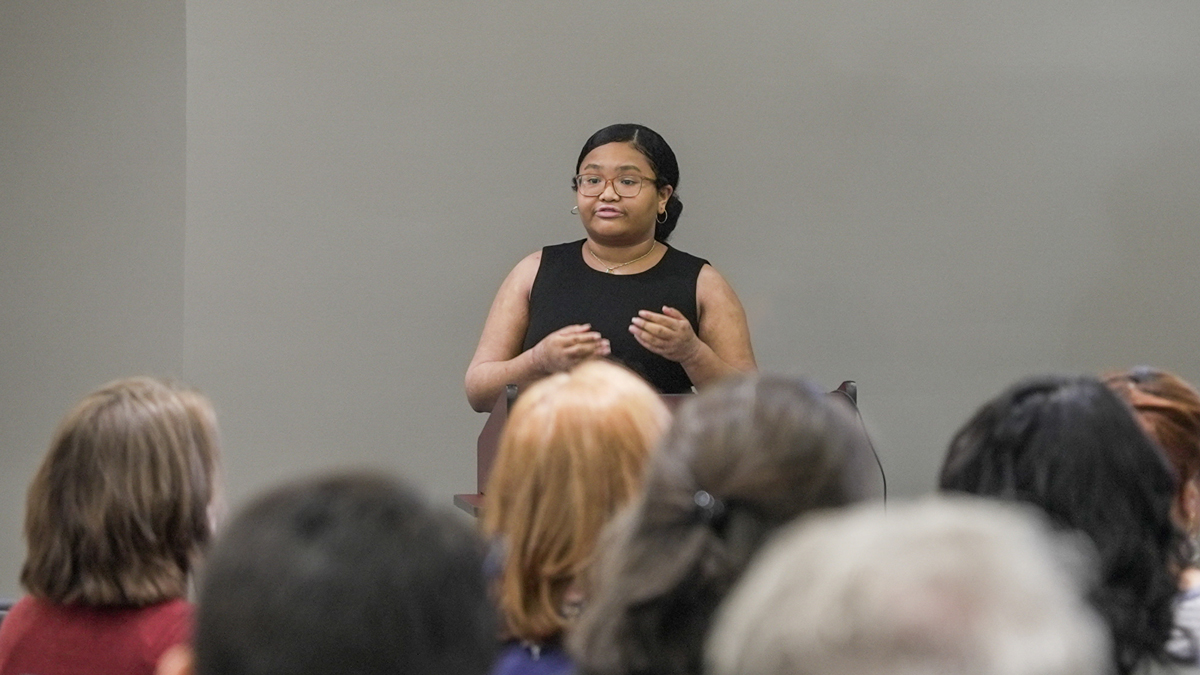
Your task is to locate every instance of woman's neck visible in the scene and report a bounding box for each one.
[1181,566,1200,591]
[586,237,656,262]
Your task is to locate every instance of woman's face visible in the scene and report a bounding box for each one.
[575,142,672,246]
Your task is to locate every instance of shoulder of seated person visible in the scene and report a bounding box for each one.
[1133,659,1200,675]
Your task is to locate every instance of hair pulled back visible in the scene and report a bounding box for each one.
[575,124,682,242]
[568,374,877,675]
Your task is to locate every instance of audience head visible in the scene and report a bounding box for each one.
[189,472,495,675]
[939,375,1186,674]
[570,374,878,675]
[482,360,670,643]
[575,123,682,242]
[706,497,1109,675]
[1103,367,1200,539]
[21,376,221,606]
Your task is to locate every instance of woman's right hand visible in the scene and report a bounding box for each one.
[531,324,611,374]
[467,252,613,411]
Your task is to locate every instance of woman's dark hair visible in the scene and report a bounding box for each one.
[568,374,878,675]
[195,472,496,675]
[575,123,682,242]
[938,375,1187,675]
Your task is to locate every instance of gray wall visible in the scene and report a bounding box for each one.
[0,1,186,598]
[2,1,1199,598]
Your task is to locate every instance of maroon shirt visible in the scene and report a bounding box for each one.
[0,596,191,675]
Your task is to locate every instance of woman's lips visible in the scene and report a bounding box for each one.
[595,207,623,218]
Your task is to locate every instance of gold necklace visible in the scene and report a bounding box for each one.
[586,241,657,274]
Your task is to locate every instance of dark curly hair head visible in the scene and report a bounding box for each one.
[939,375,1187,675]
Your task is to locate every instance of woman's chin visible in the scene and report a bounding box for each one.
[584,224,653,246]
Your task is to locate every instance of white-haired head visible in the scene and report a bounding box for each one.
[706,497,1109,675]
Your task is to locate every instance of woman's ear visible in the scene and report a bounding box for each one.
[657,185,673,213]
[156,644,194,675]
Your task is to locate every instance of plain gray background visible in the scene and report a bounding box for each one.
[3,1,1199,599]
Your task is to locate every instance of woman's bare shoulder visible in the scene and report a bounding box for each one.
[696,263,740,303]
[505,250,543,298]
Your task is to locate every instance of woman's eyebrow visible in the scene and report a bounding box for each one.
[581,163,645,173]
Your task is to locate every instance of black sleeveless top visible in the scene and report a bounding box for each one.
[523,240,709,394]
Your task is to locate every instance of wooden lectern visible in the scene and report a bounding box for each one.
[453,380,869,517]
[453,387,692,517]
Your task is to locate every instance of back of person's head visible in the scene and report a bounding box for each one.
[570,374,878,675]
[482,360,670,643]
[1103,367,1200,535]
[21,376,221,606]
[191,472,496,675]
[706,497,1109,675]
[939,375,1186,674]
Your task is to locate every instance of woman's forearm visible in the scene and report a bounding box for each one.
[465,350,546,412]
[679,340,756,389]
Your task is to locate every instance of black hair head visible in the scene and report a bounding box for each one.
[575,124,682,242]
[939,375,1186,675]
[194,472,496,675]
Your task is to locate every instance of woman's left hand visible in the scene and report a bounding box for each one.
[630,306,703,364]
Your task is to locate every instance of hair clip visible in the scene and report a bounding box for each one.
[693,490,726,524]
[1129,366,1158,384]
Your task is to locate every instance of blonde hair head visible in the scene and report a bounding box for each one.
[482,361,669,642]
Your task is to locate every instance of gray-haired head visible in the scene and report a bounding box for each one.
[707,497,1108,675]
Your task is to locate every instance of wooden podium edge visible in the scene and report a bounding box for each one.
[453,493,483,517]
[452,385,860,518]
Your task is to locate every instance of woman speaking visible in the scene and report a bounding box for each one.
[466,124,756,411]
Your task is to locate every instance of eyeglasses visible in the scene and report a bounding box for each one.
[573,174,659,198]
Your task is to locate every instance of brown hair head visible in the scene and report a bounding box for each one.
[482,361,670,643]
[21,376,222,606]
[569,374,878,675]
[1103,367,1200,529]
